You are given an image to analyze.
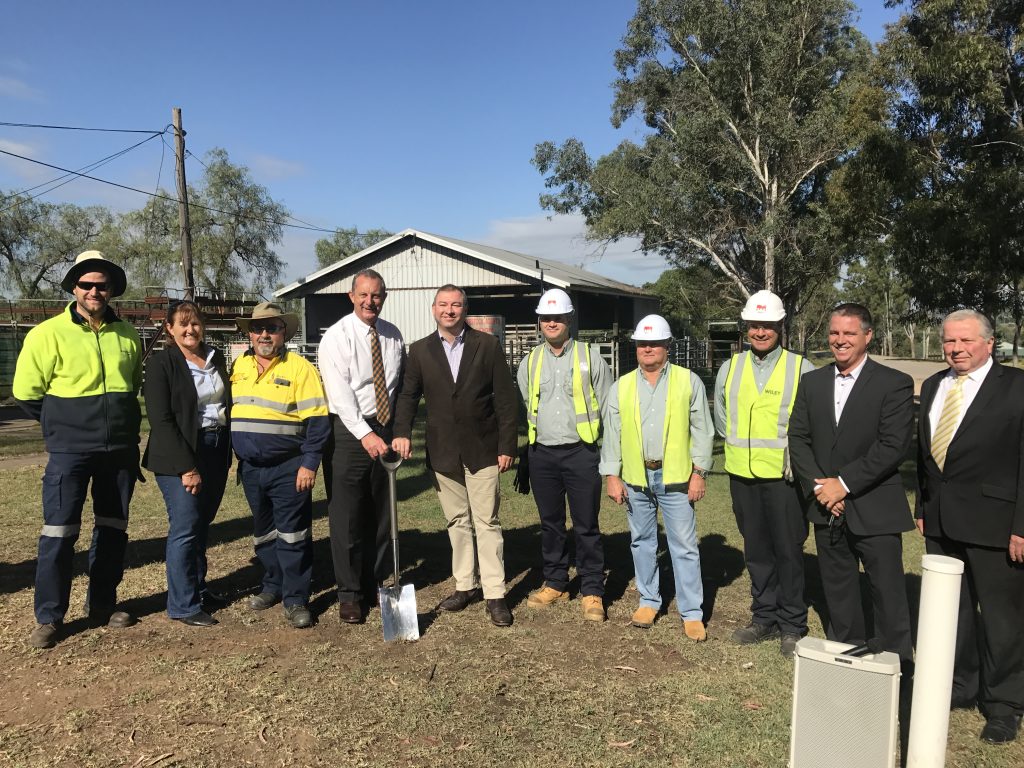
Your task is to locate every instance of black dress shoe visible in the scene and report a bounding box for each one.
[486,598,513,627]
[438,589,482,612]
[175,611,218,627]
[200,590,229,611]
[338,601,363,624]
[980,714,1021,744]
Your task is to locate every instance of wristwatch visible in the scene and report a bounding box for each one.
[692,467,710,480]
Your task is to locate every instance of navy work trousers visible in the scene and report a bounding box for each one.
[239,455,313,607]
[729,475,809,635]
[528,441,605,596]
[36,448,138,624]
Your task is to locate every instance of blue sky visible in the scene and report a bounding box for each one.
[0,2,901,291]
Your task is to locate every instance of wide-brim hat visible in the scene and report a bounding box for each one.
[236,301,299,341]
[60,250,127,297]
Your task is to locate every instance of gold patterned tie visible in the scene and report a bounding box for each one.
[369,326,390,425]
[931,375,966,470]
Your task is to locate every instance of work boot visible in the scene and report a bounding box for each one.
[527,586,569,608]
[87,606,137,629]
[683,620,707,642]
[581,595,606,622]
[780,633,801,658]
[284,604,313,629]
[249,592,281,611]
[631,606,658,628]
[731,621,779,645]
[28,623,61,649]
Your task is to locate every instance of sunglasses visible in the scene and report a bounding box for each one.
[76,281,110,293]
[538,314,570,324]
[250,322,285,334]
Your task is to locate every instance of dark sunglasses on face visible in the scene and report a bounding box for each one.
[250,322,285,334]
[76,281,109,293]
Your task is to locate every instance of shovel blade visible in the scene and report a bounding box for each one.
[379,583,420,642]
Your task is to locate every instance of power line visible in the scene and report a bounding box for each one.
[0,145,344,234]
[0,121,164,134]
[0,133,165,214]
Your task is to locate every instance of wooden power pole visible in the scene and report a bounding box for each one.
[172,107,196,301]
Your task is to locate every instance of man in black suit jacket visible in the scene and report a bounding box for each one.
[789,303,915,666]
[917,309,1024,745]
[392,284,518,627]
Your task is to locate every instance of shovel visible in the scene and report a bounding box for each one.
[378,452,420,642]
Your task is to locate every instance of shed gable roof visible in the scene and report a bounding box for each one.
[275,229,645,298]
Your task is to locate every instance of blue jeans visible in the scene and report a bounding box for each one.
[155,430,230,618]
[625,468,703,621]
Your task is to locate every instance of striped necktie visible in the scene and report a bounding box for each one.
[931,375,966,471]
[369,326,390,425]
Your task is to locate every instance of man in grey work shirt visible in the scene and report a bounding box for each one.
[518,288,613,622]
[601,315,714,641]
[713,290,814,657]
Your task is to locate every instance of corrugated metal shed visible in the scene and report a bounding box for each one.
[275,229,657,344]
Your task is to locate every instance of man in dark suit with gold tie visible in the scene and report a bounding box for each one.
[917,309,1024,745]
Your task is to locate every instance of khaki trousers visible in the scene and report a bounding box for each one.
[433,463,506,599]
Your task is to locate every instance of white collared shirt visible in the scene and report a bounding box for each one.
[928,356,993,441]
[833,355,869,423]
[318,312,404,439]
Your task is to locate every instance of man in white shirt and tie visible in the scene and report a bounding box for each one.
[319,269,405,625]
[916,309,1024,745]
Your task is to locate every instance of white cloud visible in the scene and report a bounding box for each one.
[0,137,53,185]
[476,213,669,287]
[249,153,305,180]
[0,75,42,102]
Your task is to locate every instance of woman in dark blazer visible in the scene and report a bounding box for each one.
[143,301,231,627]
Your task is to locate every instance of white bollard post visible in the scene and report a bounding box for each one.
[907,554,965,767]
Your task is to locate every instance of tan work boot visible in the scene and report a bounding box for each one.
[581,595,606,622]
[684,620,707,642]
[527,586,569,608]
[631,606,658,628]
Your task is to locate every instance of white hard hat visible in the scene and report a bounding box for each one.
[535,288,574,315]
[632,314,672,341]
[740,290,786,322]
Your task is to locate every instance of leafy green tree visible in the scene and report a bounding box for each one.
[0,196,112,298]
[836,0,1024,359]
[842,244,918,356]
[189,148,288,294]
[644,264,738,336]
[315,227,394,269]
[533,0,873,323]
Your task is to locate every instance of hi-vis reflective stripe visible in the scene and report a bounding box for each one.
[41,524,81,538]
[725,351,799,449]
[253,529,311,545]
[234,395,327,413]
[94,516,128,531]
[232,420,305,436]
[575,341,599,426]
[254,529,278,545]
[527,348,543,432]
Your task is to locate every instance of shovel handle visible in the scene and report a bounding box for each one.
[379,452,402,585]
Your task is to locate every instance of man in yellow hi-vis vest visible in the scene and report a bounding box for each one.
[714,290,814,657]
[601,315,714,641]
[517,288,613,622]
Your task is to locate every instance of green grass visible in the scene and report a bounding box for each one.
[0,443,1019,767]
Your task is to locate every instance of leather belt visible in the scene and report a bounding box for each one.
[644,460,662,470]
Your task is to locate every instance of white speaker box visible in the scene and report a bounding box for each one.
[789,637,901,768]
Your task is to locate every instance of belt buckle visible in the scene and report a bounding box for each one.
[644,460,662,470]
